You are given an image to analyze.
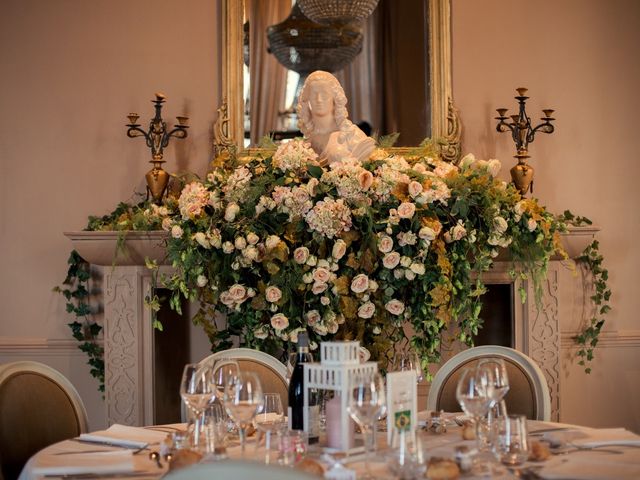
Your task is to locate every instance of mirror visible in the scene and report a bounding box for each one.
[215,0,461,162]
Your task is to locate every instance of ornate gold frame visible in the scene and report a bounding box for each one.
[214,0,461,162]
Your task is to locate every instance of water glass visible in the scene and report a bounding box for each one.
[224,371,264,456]
[180,363,215,450]
[388,428,426,480]
[493,415,530,466]
[392,351,424,383]
[201,403,228,459]
[478,358,510,405]
[254,393,285,464]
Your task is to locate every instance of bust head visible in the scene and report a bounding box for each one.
[297,71,349,136]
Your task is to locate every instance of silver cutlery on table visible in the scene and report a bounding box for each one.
[70,439,151,454]
[43,472,153,479]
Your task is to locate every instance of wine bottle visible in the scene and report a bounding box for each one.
[288,332,319,443]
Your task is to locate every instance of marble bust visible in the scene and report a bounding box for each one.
[296,71,375,166]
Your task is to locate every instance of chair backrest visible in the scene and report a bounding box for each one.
[426,346,551,421]
[0,361,89,480]
[181,348,289,422]
[164,461,318,480]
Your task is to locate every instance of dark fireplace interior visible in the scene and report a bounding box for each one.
[474,283,514,348]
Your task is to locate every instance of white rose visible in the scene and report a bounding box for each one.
[378,235,394,253]
[351,274,370,293]
[312,282,328,295]
[234,236,247,250]
[418,226,436,241]
[309,341,318,351]
[487,159,502,177]
[196,275,208,287]
[372,326,381,335]
[385,299,405,315]
[410,263,426,275]
[224,202,240,222]
[400,256,412,268]
[265,286,282,303]
[222,241,234,254]
[397,202,416,219]
[493,216,508,235]
[306,255,318,267]
[383,251,401,269]
[317,259,330,269]
[452,221,467,241]
[460,153,476,169]
[527,218,538,232]
[246,232,259,245]
[265,235,281,250]
[313,267,331,284]
[193,232,210,249]
[208,229,222,248]
[270,313,289,330]
[161,217,172,231]
[327,321,339,334]
[305,310,321,326]
[293,247,310,264]
[242,245,259,261]
[171,225,183,239]
[254,327,268,340]
[332,239,347,260]
[231,261,240,270]
[368,279,379,292]
[302,272,314,284]
[413,163,427,174]
[514,201,526,216]
[320,296,330,306]
[405,269,416,281]
[408,181,423,198]
[394,269,405,279]
[357,301,376,319]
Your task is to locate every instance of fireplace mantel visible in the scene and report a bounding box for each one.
[66,227,598,425]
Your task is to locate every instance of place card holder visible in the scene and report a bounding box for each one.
[386,370,418,444]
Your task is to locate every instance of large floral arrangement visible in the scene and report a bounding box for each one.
[161,140,566,367]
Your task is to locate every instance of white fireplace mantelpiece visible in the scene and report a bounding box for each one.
[66,227,598,425]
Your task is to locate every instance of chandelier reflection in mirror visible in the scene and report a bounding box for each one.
[267,4,364,75]
[298,0,380,24]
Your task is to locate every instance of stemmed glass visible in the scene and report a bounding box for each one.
[477,358,510,451]
[347,371,386,479]
[224,371,264,456]
[254,393,285,464]
[455,365,494,470]
[180,363,216,450]
[211,359,240,434]
[392,351,425,383]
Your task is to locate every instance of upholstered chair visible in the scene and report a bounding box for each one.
[0,361,88,480]
[182,348,289,422]
[426,345,551,421]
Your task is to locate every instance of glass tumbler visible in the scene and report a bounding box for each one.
[493,414,530,466]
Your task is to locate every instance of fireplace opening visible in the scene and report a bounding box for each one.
[474,283,514,348]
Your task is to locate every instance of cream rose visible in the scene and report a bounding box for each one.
[234,236,247,250]
[161,217,172,231]
[222,241,234,254]
[305,310,321,326]
[312,282,328,295]
[404,269,416,281]
[265,286,282,303]
[246,232,259,245]
[265,235,281,250]
[224,202,240,222]
[418,226,436,241]
[397,202,416,219]
[293,247,310,264]
[410,263,426,275]
[357,301,376,319]
[228,284,247,301]
[171,225,183,239]
[383,251,401,269]
[332,239,347,260]
[254,327,268,340]
[193,232,209,249]
[270,313,289,330]
[408,180,423,198]
[400,256,412,268]
[358,170,374,190]
[196,275,208,288]
[312,267,331,284]
[527,218,538,232]
[351,274,370,293]
[493,216,508,235]
[385,299,405,315]
[378,235,394,253]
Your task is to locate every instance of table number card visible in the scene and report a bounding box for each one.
[386,370,417,443]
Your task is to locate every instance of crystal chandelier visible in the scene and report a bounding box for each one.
[267,4,363,75]
[298,0,380,24]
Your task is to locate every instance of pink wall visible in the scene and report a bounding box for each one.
[452,0,640,429]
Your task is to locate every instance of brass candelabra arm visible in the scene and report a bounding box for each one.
[125,124,150,140]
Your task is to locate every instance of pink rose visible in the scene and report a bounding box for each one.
[408,181,423,198]
[382,252,401,269]
[397,202,416,219]
[294,247,310,264]
[358,170,374,190]
[351,274,370,293]
[312,267,331,284]
[305,310,321,326]
[385,299,405,315]
[270,313,289,330]
[357,301,376,319]
[312,282,328,295]
[378,235,393,253]
[265,286,282,303]
[228,284,247,302]
[332,239,347,260]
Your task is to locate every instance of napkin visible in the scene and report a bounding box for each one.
[572,427,640,448]
[32,450,135,476]
[538,457,640,480]
[78,424,169,449]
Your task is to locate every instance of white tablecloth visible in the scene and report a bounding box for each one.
[18,420,640,479]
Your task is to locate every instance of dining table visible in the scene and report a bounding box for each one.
[18,414,640,480]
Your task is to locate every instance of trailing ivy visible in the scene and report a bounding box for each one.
[54,250,105,392]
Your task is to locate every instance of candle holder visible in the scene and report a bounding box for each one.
[495,88,555,195]
[126,93,189,203]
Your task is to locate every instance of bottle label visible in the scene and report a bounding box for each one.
[305,404,320,439]
[288,406,293,430]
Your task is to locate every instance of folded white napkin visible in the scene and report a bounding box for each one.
[572,427,640,447]
[32,450,134,476]
[78,424,169,449]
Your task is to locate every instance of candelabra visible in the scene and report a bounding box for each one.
[126,93,189,203]
[495,88,555,195]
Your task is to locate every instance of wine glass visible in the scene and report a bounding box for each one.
[392,351,424,383]
[224,371,264,456]
[212,359,240,402]
[347,371,386,479]
[254,393,285,464]
[180,363,215,450]
[456,366,494,459]
[478,358,510,406]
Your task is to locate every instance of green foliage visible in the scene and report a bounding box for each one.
[54,251,104,392]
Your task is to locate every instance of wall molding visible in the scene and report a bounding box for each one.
[0,337,101,356]
[561,330,640,349]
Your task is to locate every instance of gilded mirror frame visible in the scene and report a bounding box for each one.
[214,0,461,162]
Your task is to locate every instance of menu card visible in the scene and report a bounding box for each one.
[386,370,417,443]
